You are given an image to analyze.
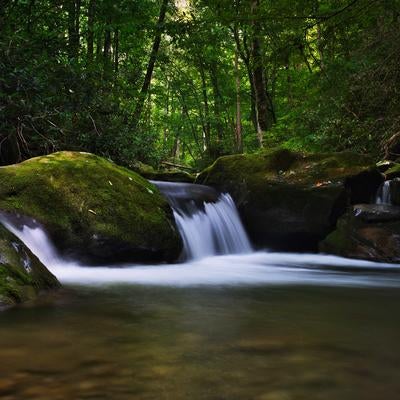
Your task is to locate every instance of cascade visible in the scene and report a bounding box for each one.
[376,180,392,205]
[0,212,67,270]
[152,181,252,259]
[1,199,400,288]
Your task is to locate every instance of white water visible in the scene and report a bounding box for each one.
[152,181,251,259]
[2,216,400,288]
[376,180,392,204]
[173,194,251,259]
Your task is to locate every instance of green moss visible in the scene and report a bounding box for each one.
[198,148,376,189]
[0,152,181,263]
[385,163,400,179]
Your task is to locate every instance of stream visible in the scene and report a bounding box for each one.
[1,182,400,399]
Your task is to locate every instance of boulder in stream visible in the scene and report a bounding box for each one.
[320,204,400,263]
[197,148,383,251]
[0,152,182,264]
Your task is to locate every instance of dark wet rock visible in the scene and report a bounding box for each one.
[376,160,395,174]
[143,170,196,184]
[387,179,400,206]
[197,148,383,251]
[0,152,182,264]
[0,224,60,308]
[152,181,219,214]
[130,161,196,183]
[320,204,400,262]
[384,163,400,180]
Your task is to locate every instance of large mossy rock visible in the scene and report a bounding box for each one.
[0,224,60,308]
[197,148,383,251]
[320,204,400,262]
[0,152,182,264]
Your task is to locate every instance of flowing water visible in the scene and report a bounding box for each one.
[376,180,392,205]
[152,181,251,259]
[1,183,400,399]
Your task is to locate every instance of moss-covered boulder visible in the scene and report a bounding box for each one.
[0,224,59,308]
[385,163,400,180]
[0,152,182,264]
[197,148,383,251]
[320,204,400,262]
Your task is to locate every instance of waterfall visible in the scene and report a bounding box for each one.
[376,181,392,205]
[0,213,66,270]
[152,181,252,259]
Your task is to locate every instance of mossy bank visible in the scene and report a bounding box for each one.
[197,148,383,251]
[0,224,59,308]
[0,152,182,264]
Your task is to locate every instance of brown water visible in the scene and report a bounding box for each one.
[1,284,400,400]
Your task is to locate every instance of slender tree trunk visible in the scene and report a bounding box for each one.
[68,0,80,58]
[114,28,119,73]
[96,29,102,59]
[251,0,271,146]
[233,25,258,136]
[75,0,81,49]
[316,23,325,69]
[313,1,325,70]
[87,0,95,63]
[234,49,243,153]
[210,61,224,154]
[103,16,112,66]
[164,79,170,145]
[132,0,168,130]
[199,61,211,153]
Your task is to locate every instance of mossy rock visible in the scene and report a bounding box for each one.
[197,148,383,251]
[385,163,400,180]
[0,152,182,264]
[0,224,60,308]
[320,204,400,262]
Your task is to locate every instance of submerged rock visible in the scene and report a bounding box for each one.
[0,152,182,264]
[142,169,196,184]
[0,224,59,308]
[131,162,196,183]
[320,204,400,262]
[197,148,383,251]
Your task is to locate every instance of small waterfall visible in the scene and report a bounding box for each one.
[0,212,70,271]
[153,181,252,259]
[376,181,392,205]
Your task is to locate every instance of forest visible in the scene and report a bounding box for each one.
[3,2,400,398]
[1,0,399,169]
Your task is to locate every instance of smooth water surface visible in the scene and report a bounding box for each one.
[1,185,400,399]
[1,284,400,400]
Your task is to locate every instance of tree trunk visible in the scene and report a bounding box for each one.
[114,28,119,73]
[132,0,169,130]
[232,25,259,137]
[103,16,112,65]
[87,0,95,63]
[251,0,268,146]
[68,0,80,59]
[199,61,211,153]
[210,61,224,154]
[234,49,243,153]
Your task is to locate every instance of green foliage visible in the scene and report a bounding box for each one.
[1,0,399,167]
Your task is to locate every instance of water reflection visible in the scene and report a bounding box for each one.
[1,285,400,399]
